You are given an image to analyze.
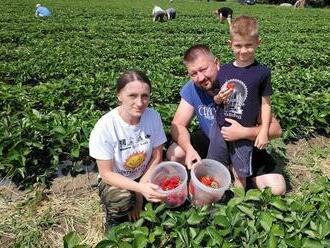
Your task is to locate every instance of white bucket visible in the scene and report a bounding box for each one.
[189,159,231,206]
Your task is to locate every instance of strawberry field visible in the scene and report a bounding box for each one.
[0,0,329,247]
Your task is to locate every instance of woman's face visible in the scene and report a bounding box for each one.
[117,80,150,123]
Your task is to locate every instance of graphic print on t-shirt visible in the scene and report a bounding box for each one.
[125,151,146,169]
[118,133,151,171]
[198,105,215,121]
[221,79,248,120]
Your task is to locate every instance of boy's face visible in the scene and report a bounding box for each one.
[229,35,260,65]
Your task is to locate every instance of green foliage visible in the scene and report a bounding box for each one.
[0,0,329,186]
[64,177,330,247]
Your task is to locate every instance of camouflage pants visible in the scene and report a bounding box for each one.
[98,179,136,221]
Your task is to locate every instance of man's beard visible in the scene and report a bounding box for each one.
[206,80,220,96]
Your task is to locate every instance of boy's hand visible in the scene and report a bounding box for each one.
[213,88,233,104]
[254,132,269,150]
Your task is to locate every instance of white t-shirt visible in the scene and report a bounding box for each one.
[89,107,167,180]
[152,6,164,15]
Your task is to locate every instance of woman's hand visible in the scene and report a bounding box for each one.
[128,193,143,221]
[139,182,166,202]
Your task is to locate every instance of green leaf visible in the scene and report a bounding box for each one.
[53,126,66,135]
[71,145,80,158]
[213,215,230,228]
[133,234,147,248]
[245,189,262,201]
[187,212,205,225]
[271,224,285,238]
[193,229,206,244]
[63,232,81,248]
[237,205,255,219]
[207,226,224,246]
[232,187,245,198]
[94,240,113,248]
[302,238,324,248]
[189,227,198,239]
[270,198,287,211]
[267,234,277,248]
[260,211,274,232]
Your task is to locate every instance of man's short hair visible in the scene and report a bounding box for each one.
[183,44,215,64]
[230,15,259,39]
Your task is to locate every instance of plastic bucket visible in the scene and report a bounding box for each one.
[149,161,188,208]
[189,159,231,206]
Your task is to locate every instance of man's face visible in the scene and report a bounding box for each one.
[229,35,260,65]
[186,54,219,91]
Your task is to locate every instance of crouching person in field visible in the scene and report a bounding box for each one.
[89,70,167,231]
[35,3,52,17]
[152,6,167,22]
[166,7,176,20]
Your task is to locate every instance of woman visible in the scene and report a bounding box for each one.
[89,70,167,230]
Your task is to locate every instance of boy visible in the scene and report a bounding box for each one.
[207,15,272,189]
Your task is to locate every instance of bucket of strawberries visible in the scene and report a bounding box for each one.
[189,159,231,206]
[149,161,188,208]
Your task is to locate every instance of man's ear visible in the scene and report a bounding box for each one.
[228,39,232,47]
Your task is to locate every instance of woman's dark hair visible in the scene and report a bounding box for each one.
[116,70,152,93]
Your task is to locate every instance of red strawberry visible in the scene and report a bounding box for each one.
[226,82,235,90]
[200,176,212,186]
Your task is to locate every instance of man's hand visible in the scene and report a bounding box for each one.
[220,118,249,141]
[185,146,201,170]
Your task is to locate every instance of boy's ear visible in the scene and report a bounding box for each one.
[228,39,232,47]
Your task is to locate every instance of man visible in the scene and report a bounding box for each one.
[166,44,286,195]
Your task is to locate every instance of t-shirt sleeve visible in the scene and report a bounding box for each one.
[152,112,167,148]
[89,121,114,160]
[261,68,272,96]
[180,81,195,107]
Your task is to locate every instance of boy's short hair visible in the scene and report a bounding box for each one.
[230,15,259,39]
[183,44,215,64]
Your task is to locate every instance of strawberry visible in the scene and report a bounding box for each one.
[160,176,180,191]
[226,82,235,90]
[199,176,212,186]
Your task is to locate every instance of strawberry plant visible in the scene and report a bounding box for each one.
[0,0,329,188]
